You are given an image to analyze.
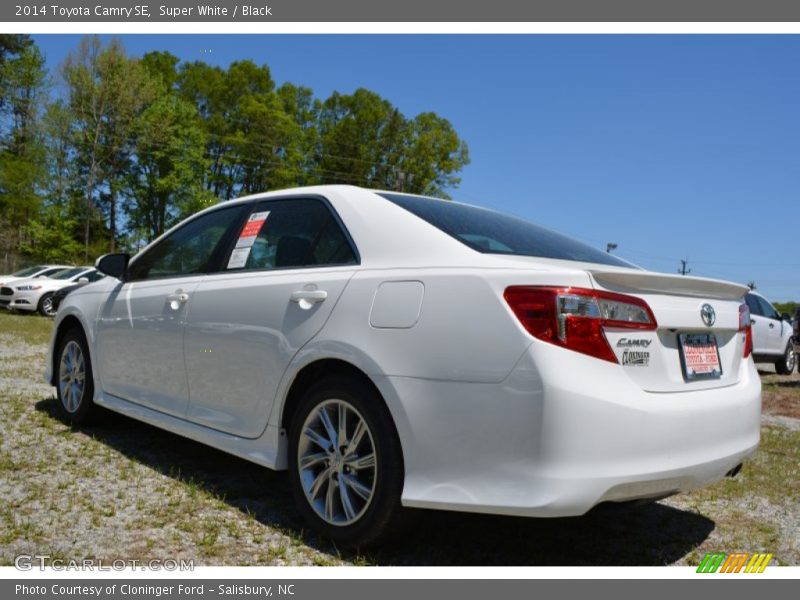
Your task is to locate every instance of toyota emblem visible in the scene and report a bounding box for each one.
[700,303,716,327]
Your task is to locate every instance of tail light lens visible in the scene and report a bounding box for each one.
[504,286,657,363]
[739,303,752,358]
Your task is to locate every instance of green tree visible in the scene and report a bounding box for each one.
[400,112,469,197]
[126,88,213,242]
[63,36,154,257]
[315,88,469,196]
[20,203,83,263]
[277,82,320,186]
[0,39,47,271]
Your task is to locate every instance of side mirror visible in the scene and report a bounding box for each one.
[95,253,130,281]
[77,277,89,284]
[782,313,791,322]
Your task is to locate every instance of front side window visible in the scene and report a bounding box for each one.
[128,205,244,281]
[39,267,69,278]
[225,198,357,271]
[49,267,90,281]
[756,296,779,320]
[745,294,762,316]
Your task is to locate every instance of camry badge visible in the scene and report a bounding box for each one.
[701,303,716,327]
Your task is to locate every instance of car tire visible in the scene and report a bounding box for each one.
[775,342,796,375]
[38,292,56,317]
[287,376,409,547]
[55,327,97,425]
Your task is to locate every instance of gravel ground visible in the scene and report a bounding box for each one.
[0,312,797,566]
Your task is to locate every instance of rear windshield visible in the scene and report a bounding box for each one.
[380,193,634,268]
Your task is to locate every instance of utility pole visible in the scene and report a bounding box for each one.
[678,259,691,276]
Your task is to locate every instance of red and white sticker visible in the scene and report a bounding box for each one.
[227,210,270,269]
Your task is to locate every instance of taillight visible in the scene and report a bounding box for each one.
[739,303,752,359]
[504,286,657,363]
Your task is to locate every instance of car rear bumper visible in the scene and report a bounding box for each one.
[381,341,761,517]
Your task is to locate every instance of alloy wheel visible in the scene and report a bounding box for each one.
[297,399,377,526]
[59,340,85,413]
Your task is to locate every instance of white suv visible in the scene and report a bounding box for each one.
[745,292,795,374]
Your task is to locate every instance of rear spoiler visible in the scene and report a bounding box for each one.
[588,270,749,301]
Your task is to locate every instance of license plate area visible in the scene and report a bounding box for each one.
[679,333,722,380]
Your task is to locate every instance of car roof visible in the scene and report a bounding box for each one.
[128,185,642,273]
[132,185,486,269]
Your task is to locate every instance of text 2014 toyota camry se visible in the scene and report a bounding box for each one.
[46,185,760,546]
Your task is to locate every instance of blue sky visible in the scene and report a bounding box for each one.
[32,35,800,301]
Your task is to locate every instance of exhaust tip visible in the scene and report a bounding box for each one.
[726,463,743,478]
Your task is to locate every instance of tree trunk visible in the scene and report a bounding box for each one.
[109,182,117,252]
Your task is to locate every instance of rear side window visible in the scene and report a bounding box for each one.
[225,198,357,271]
[379,192,634,268]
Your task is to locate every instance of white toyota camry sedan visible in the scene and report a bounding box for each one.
[46,185,761,546]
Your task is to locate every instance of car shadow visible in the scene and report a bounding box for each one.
[35,397,714,566]
[764,379,800,389]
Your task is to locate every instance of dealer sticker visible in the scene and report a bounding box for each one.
[227,211,270,269]
[622,349,650,367]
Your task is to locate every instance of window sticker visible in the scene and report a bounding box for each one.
[227,247,252,269]
[227,211,270,269]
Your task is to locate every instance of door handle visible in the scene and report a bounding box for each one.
[166,292,189,310]
[769,323,775,329]
[291,289,327,309]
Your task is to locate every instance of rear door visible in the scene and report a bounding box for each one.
[183,196,359,438]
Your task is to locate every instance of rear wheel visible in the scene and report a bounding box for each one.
[287,376,408,547]
[38,292,56,317]
[775,342,795,375]
[56,328,97,425]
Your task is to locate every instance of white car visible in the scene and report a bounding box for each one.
[0,264,71,308]
[46,185,761,546]
[7,267,104,316]
[744,291,795,374]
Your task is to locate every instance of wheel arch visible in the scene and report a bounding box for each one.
[281,358,386,432]
[278,356,411,469]
[51,314,89,386]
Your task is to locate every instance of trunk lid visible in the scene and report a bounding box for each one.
[589,268,749,392]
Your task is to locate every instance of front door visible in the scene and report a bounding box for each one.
[96,277,203,416]
[95,203,247,416]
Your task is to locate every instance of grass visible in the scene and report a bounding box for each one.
[0,310,797,566]
[0,310,54,346]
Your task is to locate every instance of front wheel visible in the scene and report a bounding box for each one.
[38,292,56,317]
[775,342,796,375]
[56,328,97,425]
[287,376,408,547]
